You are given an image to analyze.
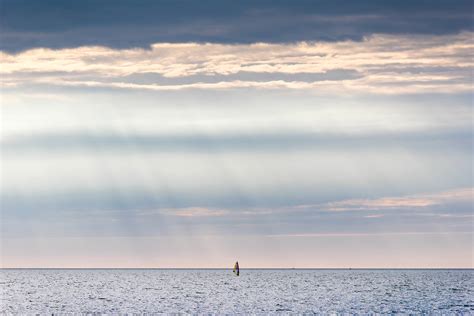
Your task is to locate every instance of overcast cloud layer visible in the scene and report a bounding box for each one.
[1,0,472,52]
[1,1,473,268]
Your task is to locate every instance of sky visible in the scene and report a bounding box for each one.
[0,0,473,268]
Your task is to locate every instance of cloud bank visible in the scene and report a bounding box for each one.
[1,32,472,95]
[1,0,472,52]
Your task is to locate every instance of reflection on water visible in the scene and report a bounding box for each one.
[1,269,473,313]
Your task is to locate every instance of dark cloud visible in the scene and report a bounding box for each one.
[1,0,472,52]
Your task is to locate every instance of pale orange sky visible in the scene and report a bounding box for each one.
[2,232,472,268]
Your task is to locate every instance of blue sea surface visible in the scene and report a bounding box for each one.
[1,269,472,314]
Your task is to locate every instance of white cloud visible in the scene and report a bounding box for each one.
[1,32,472,94]
[364,214,384,218]
[145,207,229,217]
[134,187,473,219]
[300,187,473,212]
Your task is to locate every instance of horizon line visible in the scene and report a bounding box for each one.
[1,267,473,270]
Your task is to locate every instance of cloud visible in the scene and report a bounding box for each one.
[266,231,473,238]
[3,130,471,153]
[1,32,472,94]
[313,187,473,212]
[1,0,472,52]
[3,186,472,241]
[142,187,474,219]
[145,207,229,217]
[363,214,384,218]
[437,214,474,218]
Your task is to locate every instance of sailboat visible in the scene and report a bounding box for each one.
[233,261,240,276]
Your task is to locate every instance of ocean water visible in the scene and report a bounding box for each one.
[1,269,472,314]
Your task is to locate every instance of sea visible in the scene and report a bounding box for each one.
[1,269,472,314]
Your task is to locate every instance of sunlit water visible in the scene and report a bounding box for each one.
[1,269,472,314]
